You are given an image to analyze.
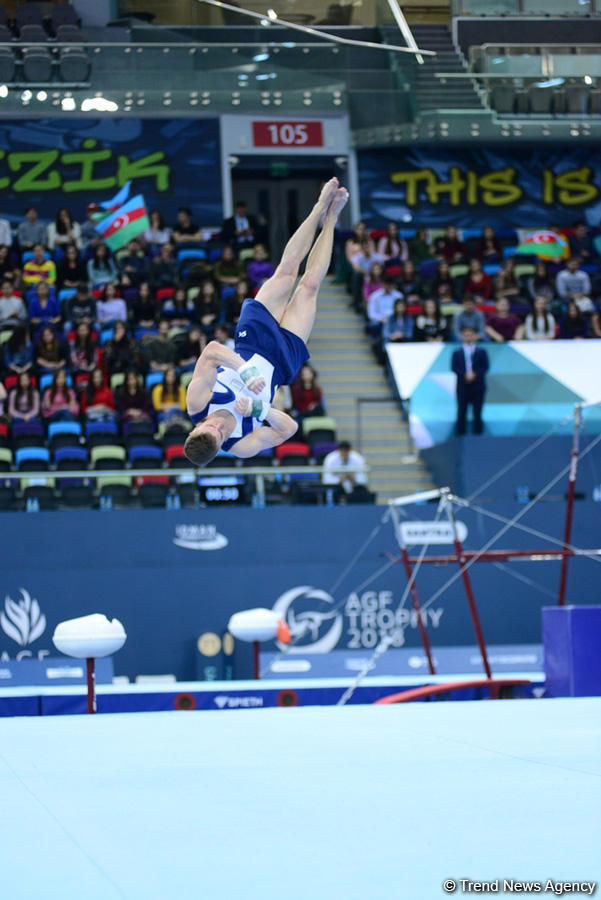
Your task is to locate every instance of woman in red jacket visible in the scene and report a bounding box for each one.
[80,366,116,420]
[291,364,324,418]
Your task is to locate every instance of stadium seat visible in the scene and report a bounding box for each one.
[180,371,194,390]
[165,444,194,468]
[125,432,158,450]
[59,287,77,305]
[207,452,239,469]
[90,445,126,469]
[0,43,16,82]
[449,263,469,279]
[302,416,337,448]
[52,3,80,29]
[177,248,206,263]
[128,445,163,468]
[98,475,133,507]
[122,420,155,440]
[0,422,9,448]
[173,481,198,507]
[48,421,82,451]
[23,47,53,81]
[99,328,114,347]
[138,482,169,508]
[60,483,94,508]
[39,372,72,393]
[23,484,57,510]
[12,424,46,450]
[145,372,164,391]
[0,446,13,470]
[0,485,18,510]
[110,373,126,392]
[275,443,311,465]
[56,23,84,41]
[54,447,89,470]
[59,47,90,82]
[513,263,536,279]
[311,441,339,463]
[490,82,515,114]
[85,420,119,448]
[16,447,50,470]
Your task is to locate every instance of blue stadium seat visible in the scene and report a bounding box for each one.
[99,328,114,346]
[39,372,73,393]
[54,446,89,469]
[145,372,164,391]
[128,445,163,468]
[15,446,50,470]
[48,421,82,442]
[59,287,77,305]
[22,249,51,264]
[177,248,206,263]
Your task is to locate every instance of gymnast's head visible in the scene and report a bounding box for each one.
[184,412,234,466]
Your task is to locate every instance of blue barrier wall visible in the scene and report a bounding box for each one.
[0,505,598,681]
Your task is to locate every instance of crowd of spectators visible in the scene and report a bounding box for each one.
[339,221,601,359]
[0,202,325,436]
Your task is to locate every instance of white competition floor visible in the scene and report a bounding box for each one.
[1,698,600,900]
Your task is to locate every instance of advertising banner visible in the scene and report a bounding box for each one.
[0,505,598,682]
[358,145,601,228]
[0,118,222,227]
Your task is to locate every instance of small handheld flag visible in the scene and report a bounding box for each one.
[516,230,569,260]
[93,194,149,252]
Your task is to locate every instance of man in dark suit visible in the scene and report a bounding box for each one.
[451,326,489,435]
[222,201,259,250]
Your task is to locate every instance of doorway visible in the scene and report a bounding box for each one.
[230,158,351,260]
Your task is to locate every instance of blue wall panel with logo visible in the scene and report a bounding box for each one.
[0,506,598,681]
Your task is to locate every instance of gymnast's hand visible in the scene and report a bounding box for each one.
[237,362,266,394]
[235,397,253,416]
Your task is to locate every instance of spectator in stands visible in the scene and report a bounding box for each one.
[525,295,556,341]
[430,260,456,302]
[64,284,96,332]
[437,225,467,263]
[104,321,136,375]
[556,257,594,313]
[87,243,117,288]
[213,323,234,350]
[142,209,171,250]
[367,276,403,336]
[80,203,101,250]
[47,207,82,252]
[115,369,152,423]
[131,282,157,329]
[527,261,555,306]
[36,326,67,374]
[96,282,127,328]
[57,244,87,290]
[213,246,244,291]
[362,262,385,309]
[474,226,502,264]
[452,326,489,435]
[222,201,258,250]
[151,365,187,425]
[382,298,414,343]
[485,297,524,343]
[22,244,57,289]
[80,367,115,420]
[17,206,46,251]
[414,298,448,342]
[246,244,275,289]
[0,380,6,422]
[350,238,385,310]
[172,207,202,245]
[569,221,596,262]
[343,221,374,285]
[0,244,21,287]
[396,259,422,304]
[453,295,486,342]
[41,369,79,421]
[69,322,99,374]
[322,440,368,496]
[272,384,293,416]
[162,286,195,328]
[377,222,408,264]
[225,278,251,325]
[291,364,324,418]
[494,259,521,303]
[465,259,492,301]
[196,281,219,335]
[145,319,176,372]
[3,326,33,374]
[8,371,40,422]
[0,279,27,331]
[178,325,206,372]
[559,301,589,339]
[150,243,178,290]
[408,227,433,267]
[0,208,11,247]
[590,308,601,339]
[29,283,61,332]
[119,239,151,288]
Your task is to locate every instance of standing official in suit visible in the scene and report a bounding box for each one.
[222,201,259,250]
[451,326,489,435]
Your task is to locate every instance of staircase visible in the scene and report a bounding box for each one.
[307,280,434,504]
[410,24,483,112]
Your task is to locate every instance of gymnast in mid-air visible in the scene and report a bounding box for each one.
[184,177,348,465]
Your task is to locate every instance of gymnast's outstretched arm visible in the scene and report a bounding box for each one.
[186,341,265,415]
